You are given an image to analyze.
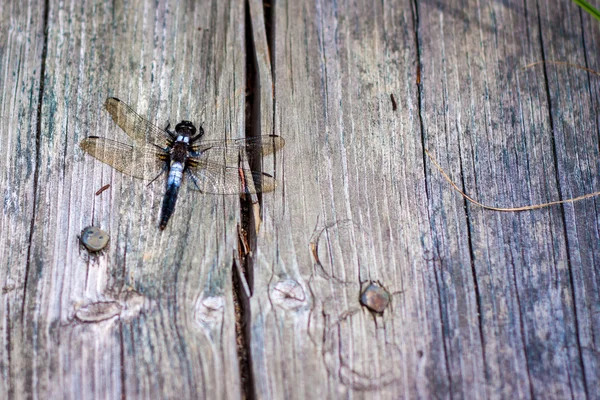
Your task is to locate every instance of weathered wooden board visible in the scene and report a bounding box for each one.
[537,1,600,393]
[248,0,600,399]
[0,0,47,397]
[250,0,440,397]
[2,0,599,398]
[1,0,246,398]
[420,0,599,396]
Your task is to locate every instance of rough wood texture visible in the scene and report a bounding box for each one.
[2,0,245,398]
[1,0,599,399]
[249,0,600,398]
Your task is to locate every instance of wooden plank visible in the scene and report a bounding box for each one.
[537,0,600,393]
[248,0,600,398]
[0,0,47,398]
[420,1,598,397]
[3,0,599,398]
[2,0,245,398]
[249,0,436,397]
[419,1,559,397]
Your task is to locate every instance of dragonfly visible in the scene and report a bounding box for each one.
[80,97,284,230]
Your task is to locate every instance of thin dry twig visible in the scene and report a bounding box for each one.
[522,60,600,77]
[425,60,600,212]
[425,149,600,212]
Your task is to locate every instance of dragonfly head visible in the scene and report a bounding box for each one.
[175,120,198,137]
[175,120,204,142]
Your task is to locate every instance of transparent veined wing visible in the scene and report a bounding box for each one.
[104,97,171,148]
[191,135,285,165]
[80,137,166,180]
[186,160,277,194]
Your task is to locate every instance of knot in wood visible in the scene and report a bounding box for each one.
[270,279,307,310]
[195,296,225,329]
[75,301,122,323]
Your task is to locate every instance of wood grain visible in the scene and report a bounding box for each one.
[0,0,47,397]
[248,0,600,398]
[250,0,435,397]
[2,0,245,398]
[419,1,599,397]
[1,0,599,399]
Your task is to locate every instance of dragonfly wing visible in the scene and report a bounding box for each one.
[191,135,285,165]
[104,97,170,148]
[186,160,277,194]
[80,137,166,180]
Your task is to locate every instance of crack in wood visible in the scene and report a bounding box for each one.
[22,0,50,325]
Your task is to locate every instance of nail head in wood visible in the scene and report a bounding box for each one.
[360,283,390,314]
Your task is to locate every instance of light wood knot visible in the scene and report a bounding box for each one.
[195,296,225,330]
[75,301,122,323]
[270,279,307,310]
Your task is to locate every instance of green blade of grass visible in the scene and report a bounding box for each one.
[572,0,600,22]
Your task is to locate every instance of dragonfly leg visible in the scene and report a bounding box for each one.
[147,165,168,187]
[190,126,205,142]
[165,121,176,138]
[189,144,212,158]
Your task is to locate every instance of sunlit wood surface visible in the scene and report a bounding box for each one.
[1,0,599,398]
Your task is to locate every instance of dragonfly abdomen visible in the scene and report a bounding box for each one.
[160,162,184,230]
[167,161,184,186]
